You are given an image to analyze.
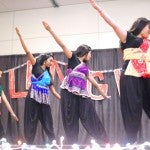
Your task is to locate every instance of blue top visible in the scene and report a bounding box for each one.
[29,61,52,105]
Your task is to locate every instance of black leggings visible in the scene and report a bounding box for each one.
[61,89,108,145]
[24,97,55,144]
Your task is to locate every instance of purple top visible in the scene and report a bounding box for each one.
[61,54,89,97]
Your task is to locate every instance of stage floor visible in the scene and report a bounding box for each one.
[1,143,150,150]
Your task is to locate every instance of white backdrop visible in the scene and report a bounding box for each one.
[0,0,150,55]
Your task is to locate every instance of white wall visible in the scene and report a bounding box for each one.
[0,0,150,55]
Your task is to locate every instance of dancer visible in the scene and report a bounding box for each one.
[42,21,110,145]
[0,69,18,139]
[89,0,150,144]
[15,27,61,144]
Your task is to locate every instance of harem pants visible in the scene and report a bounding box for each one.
[0,119,4,139]
[61,89,109,145]
[24,97,55,144]
[120,74,150,144]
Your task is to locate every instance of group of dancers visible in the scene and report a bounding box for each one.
[0,0,150,146]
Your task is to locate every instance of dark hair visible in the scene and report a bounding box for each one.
[129,17,150,36]
[75,44,92,57]
[37,53,54,65]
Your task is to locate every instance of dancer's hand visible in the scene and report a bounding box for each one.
[132,48,142,53]
[105,95,111,99]
[11,113,19,121]
[89,0,102,12]
[42,21,52,31]
[15,27,21,37]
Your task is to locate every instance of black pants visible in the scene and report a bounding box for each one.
[24,97,55,144]
[0,119,4,139]
[61,89,109,145]
[120,74,150,144]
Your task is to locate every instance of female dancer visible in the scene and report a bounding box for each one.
[15,27,61,144]
[0,69,18,139]
[89,0,150,144]
[42,21,110,145]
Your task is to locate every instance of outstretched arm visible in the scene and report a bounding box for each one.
[50,85,61,100]
[87,74,111,99]
[1,91,19,121]
[15,27,36,65]
[42,21,72,59]
[89,0,127,43]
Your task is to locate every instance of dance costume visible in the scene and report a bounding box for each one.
[120,32,150,143]
[24,61,55,144]
[60,53,108,145]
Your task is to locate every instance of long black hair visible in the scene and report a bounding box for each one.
[36,53,54,77]
[128,17,150,36]
[75,44,91,57]
[75,44,92,57]
[74,44,92,63]
[120,17,150,51]
[37,53,54,66]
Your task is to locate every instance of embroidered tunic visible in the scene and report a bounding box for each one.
[124,39,150,77]
[29,61,52,105]
[61,54,89,97]
[121,32,150,78]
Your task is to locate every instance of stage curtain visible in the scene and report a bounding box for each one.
[0,49,149,145]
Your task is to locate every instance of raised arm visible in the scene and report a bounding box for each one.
[42,21,72,59]
[87,74,111,99]
[1,91,19,121]
[15,27,36,65]
[89,0,127,43]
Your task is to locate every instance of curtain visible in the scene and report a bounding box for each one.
[0,49,150,146]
